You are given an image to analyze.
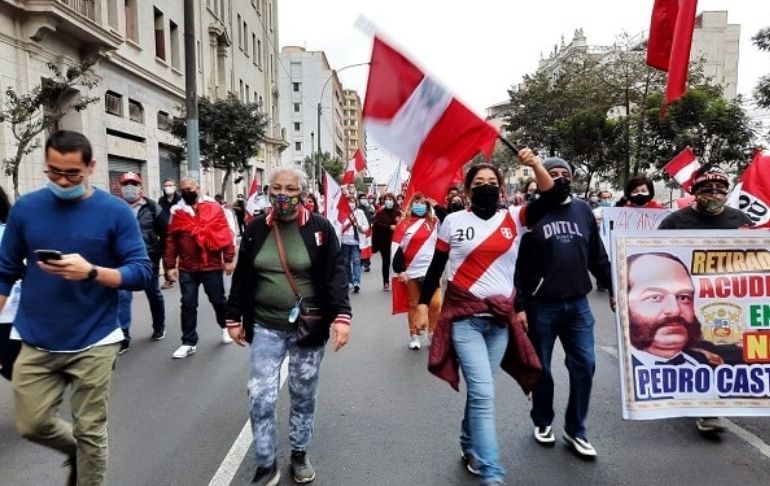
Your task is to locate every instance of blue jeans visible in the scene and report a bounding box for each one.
[453,316,508,483]
[341,243,361,286]
[118,265,165,342]
[248,325,325,467]
[527,297,596,438]
[179,270,227,345]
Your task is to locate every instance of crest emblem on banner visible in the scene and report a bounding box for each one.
[500,227,513,240]
[700,302,744,345]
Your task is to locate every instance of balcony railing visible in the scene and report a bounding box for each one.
[58,0,97,22]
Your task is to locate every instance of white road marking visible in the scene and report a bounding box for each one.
[208,357,290,486]
[597,345,770,462]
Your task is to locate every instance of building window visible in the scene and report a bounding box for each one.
[294,122,301,131]
[105,91,122,116]
[157,111,171,131]
[295,141,302,151]
[252,34,257,64]
[154,7,166,60]
[125,0,138,42]
[243,22,248,53]
[292,82,300,92]
[257,39,263,66]
[293,103,300,113]
[237,14,242,48]
[270,54,274,78]
[523,168,531,177]
[169,21,180,68]
[128,99,144,123]
[245,84,250,102]
[239,80,244,100]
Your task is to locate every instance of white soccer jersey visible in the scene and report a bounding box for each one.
[436,207,526,299]
[392,217,439,279]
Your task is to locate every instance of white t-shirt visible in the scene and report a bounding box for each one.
[437,207,526,299]
[392,217,439,279]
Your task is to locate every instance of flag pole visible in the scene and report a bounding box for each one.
[497,135,520,155]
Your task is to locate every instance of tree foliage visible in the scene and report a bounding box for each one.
[753,27,770,109]
[172,94,268,195]
[301,151,344,186]
[0,60,99,197]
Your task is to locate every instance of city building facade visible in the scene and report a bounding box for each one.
[691,11,740,100]
[342,89,365,160]
[0,0,284,201]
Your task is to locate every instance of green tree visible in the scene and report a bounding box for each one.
[172,94,268,195]
[0,60,99,197]
[301,151,344,185]
[642,85,757,175]
[753,27,770,109]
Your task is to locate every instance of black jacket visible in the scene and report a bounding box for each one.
[225,212,352,345]
[158,193,181,218]
[136,198,167,263]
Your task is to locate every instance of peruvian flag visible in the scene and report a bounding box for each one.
[342,149,368,184]
[646,0,699,107]
[323,171,352,237]
[362,36,498,202]
[663,146,700,192]
[244,172,261,223]
[727,150,770,228]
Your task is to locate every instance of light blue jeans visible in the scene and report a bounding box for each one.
[453,316,509,483]
[248,325,325,467]
[341,243,361,286]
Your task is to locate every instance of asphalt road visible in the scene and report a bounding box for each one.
[2,257,770,485]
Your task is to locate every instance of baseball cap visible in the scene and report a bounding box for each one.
[119,172,142,185]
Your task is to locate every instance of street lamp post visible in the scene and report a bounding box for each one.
[315,62,369,192]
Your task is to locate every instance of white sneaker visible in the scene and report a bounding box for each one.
[563,432,597,458]
[222,329,233,344]
[408,336,421,350]
[533,426,556,445]
[695,417,727,433]
[172,345,196,359]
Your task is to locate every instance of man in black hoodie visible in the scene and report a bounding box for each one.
[514,157,614,459]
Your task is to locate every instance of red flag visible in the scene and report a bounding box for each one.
[323,171,351,225]
[244,172,260,223]
[663,146,700,192]
[391,277,408,314]
[728,150,770,228]
[362,36,498,202]
[646,0,699,107]
[342,149,367,184]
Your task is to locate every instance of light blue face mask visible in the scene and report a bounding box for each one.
[411,203,427,217]
[47,180,86,200]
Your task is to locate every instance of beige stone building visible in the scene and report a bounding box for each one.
[0,0,285,200]
[691,11,740,100]
[342,89,366,161]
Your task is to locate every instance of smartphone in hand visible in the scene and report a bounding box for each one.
[34,249,63,263]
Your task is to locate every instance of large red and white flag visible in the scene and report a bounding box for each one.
[663,146,700,192]
[646,0,699,108]
[323,171,352,238]
[342,149,368,184]
[244,172,261,223]
[727,150,770,228]
[362,36,498,202]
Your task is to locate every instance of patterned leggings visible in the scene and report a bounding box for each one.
[248,325,325,467]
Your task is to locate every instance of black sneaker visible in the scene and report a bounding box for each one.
[64,454,77,486]
[251,462,280,486]
[353,284,360,294]
[461,452,481,476]
[118,340,130,355]
[290,450,316,483]
[151,329,166,341]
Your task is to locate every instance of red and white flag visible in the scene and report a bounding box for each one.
[727,150,770,228]
[323,171,352,237]
[244,172,261,223]
[646,0,699,108]
[342,149,368,184]
[663,146,700,192]
[362,36,498,202]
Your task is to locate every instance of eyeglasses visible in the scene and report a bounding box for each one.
[696,186,728,196]
[44,168,86,183]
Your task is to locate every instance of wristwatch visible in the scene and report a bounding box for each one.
[84,265,98,282]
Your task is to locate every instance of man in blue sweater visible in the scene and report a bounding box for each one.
[514,157,614,459]
[0,131,152,486]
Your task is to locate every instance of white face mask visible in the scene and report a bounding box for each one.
[163,186,176,196]
[121,185,141,202]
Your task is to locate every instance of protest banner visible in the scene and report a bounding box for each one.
[599,207,671,256]
[612,230,770,420]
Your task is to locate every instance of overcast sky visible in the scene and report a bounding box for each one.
[278,0,770,182]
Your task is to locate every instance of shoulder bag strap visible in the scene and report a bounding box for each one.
[272,222,301,299]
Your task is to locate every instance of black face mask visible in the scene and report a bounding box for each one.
[181,191,198,205]
[470,184,500,219]
[628,193,652,206]
[553,177,572,200]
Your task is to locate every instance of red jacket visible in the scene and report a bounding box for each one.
[428,283,542,395]
[163,201,235,272]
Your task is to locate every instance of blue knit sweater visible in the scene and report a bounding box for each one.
[0,187,152,351]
